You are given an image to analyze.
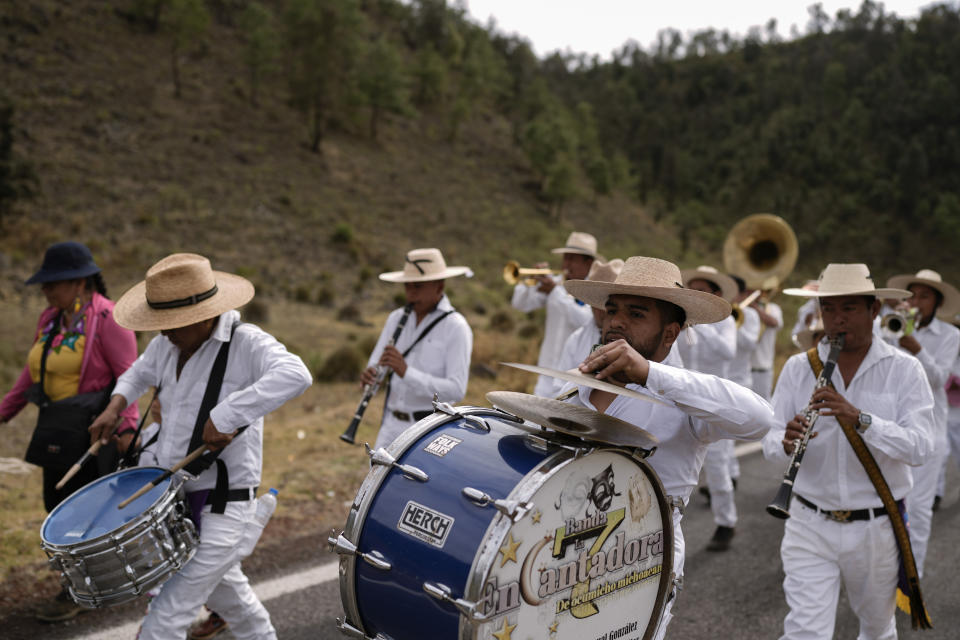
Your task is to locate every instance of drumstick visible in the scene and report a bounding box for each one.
[55,416,124,490]
[117,444,208,509]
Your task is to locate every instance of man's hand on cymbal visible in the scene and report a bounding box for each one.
[579,339,650,386]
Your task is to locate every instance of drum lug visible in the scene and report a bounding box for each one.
[432,396,491,432]
[631,445,657,460]
[336,616,394,639]
[461,487,532,521]
[422,581,483,619]
[365,444,429,482]
[327,532,392,571]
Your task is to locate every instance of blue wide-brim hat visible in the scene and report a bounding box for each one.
[25,242,101,285]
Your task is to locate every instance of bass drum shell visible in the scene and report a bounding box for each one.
[40,466,198,608]
[337,408,673,640]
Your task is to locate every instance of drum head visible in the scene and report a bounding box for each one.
[468,449,673,640]
[42,467,171,545]
[487,391,658,450]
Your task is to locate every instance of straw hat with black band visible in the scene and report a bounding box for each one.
[564,256,731,327]
[378,248,471,283]
[680,265,738,302]
[885,269,960,320]
[551,231,597,258]
[113,254,254,331]
[783,264,910,301]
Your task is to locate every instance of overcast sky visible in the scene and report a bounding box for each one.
[463,1,938,58]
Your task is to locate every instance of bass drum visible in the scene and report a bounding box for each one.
[334,407,674,640]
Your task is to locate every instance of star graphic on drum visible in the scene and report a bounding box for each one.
[499,533,521,567]
[549,620,559,634]
[492,616,517,640]
[531,510,542,524]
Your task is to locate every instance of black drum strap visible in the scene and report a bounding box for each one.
[211,459,229,514]
[184,322,239,476]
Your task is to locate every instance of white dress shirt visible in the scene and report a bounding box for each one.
[751,301,783,370]
[762,338,936,509]
[367,295,472,416]
[676,315,737,378]
[729,306,760,386]
[512,279,593,396]
[114,310,313,492]
[563,361,774,500]
[792,298,818,336]
[883,317,959,447]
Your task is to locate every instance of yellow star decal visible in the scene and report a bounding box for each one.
[549,620,559,634]
[499,532,521,567]
[531,510,542,524]
[492,616,517,640]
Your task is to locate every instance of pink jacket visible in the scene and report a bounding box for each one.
[0,293,140,432]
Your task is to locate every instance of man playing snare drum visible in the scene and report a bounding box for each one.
[89,253,312,640]
[559,256,776,639]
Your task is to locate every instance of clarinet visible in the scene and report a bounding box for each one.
[340,304,414,444]
[766,334,845,519]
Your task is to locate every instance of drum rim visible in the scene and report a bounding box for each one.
[459,448,675,640]
[40,466,182,550]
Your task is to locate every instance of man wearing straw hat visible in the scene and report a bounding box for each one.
[763,264,936,639]
[88,253,312,640]
[883,268,960,576]
[512,231,595,397]
[677,266,742,552]
[749,277,784,400]
[561,256,776,640]
[363,248,472,449]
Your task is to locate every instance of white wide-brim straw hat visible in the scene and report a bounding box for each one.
[680,265,738,302]
[379,248,470,283]
[886,269,960,319]
[565,256,731,326]
[551,231,597,258]
[114,253,255,331]
[793,317,825,351]
[783,264,910,300]
[586,258,624,283]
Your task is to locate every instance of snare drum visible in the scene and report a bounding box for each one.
[41,466,199,608]
[333,407,674,640]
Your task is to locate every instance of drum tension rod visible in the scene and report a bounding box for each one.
[364,444,429,482]
[327,532,392,571]
[336,617,393,640]
[432,396,491,432]
[461,487,532,521]
[422,582,484,620]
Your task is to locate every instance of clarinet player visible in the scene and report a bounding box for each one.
[361,248,472,449]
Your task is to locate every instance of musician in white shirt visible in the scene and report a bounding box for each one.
[512,231,595,396]
[561,256,775,640]
[363,248,473,449]
[883,269,960,575]
[763,264,935,640]
[750,282,784,400]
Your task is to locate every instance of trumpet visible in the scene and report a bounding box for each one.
[503,260,561,286]
[881,307,918,337]
[766,334,844,519]
[730,289,762,327]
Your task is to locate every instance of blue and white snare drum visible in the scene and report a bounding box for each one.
[41,466,198,608]
[332,404,673,640]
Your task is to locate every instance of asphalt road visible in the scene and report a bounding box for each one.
[6,448,959,640]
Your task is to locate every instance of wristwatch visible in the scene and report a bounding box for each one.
[857,411,872,434]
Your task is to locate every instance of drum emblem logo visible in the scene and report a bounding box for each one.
[424,434,462,458]
[397,501,455,548]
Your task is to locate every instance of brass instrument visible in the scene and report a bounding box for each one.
[503,260,562,286]
[767,334,844,519]
[731,289,762,328]
[881,308,918,337]
[723,214,798,291]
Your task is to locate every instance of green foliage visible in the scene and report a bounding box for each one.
[239,2,280,106]
[166,0,210,98]
[357,36,412,140]
[284,0,365,152]
[412,45,447,107]
[316,345,364,381]
[331,222,354,243]
[0,96,36,215]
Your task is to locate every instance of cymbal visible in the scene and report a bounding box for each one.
[486,391,659,450]
[501,362,669,407]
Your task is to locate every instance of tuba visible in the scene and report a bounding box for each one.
[723,214,798,292]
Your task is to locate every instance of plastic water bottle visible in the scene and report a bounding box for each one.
[238,488,278,557]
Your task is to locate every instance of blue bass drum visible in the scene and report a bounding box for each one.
[332,406,674,640]
[40,466,198,608]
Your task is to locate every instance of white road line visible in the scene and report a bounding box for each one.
[71,561,340,640]
[734,441,763,457]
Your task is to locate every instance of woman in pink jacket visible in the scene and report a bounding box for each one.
[0,242,138,622]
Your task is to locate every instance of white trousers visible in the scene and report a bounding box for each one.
[779,501,899,640]
[139,501,277,640]
[651,508,685,640]
[907,450,945,577]
[936,418,960,496]
[374,411,416,450]
[750,369,774,401]
[703,440,737,527]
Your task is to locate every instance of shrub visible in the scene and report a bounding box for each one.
[337,303,361,323]
[316,345,364,382]
[242,299,270,323]
[331,222,353,244]
[488,310,514,333]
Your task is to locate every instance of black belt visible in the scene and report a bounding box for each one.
[751,368,771,373]
[204,487,257,506]
[795,493,895,523]
[391,410,432,422]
